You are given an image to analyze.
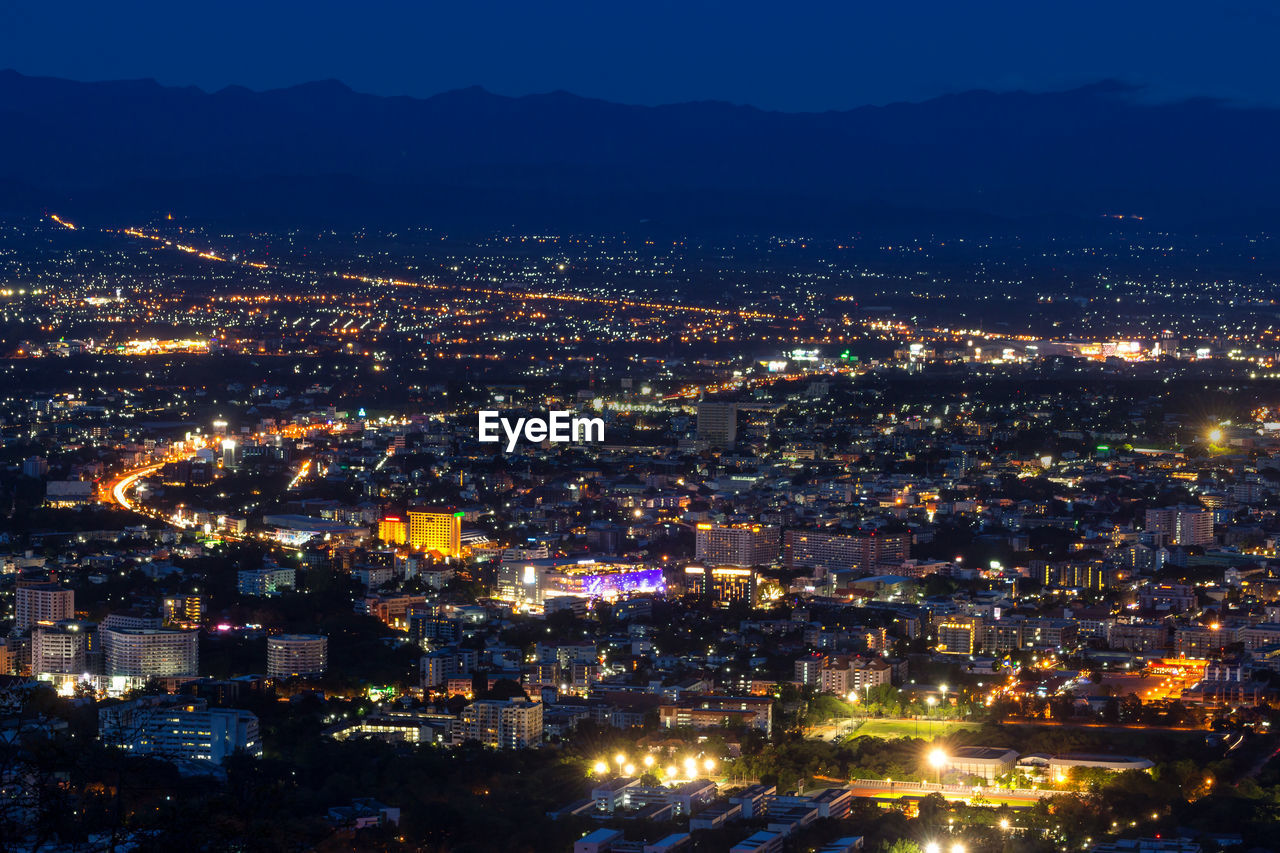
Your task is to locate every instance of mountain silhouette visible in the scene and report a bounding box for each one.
[2,70,1277,233]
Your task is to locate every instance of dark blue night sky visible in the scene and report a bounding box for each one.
[2,0,1277,110]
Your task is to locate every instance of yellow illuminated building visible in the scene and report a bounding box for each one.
[937,616,982,655]
[378,516,408,546]
[407,508,463,557]
[684,565,757,606]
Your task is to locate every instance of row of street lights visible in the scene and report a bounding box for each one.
[592,753,716,780]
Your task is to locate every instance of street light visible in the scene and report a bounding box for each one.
[928,748,947,785]
[643,755,655,769]
[925,843,941,853]
[704,758,716,772]
[950,844,965,853]
[592,760,608,775]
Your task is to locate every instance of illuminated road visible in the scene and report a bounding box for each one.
[107,462,164,512]
[51,213,1099,365]
[105,219,789,323]
[100,422,344,530]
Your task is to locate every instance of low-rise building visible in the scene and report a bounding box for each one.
[99,696,260,764]
[941,746,1018,781]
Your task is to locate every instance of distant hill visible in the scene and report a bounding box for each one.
[2,70,1278,233]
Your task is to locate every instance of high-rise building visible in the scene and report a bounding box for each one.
[15,579,74,631]
[937,616,983,655]
[31,620,95,676]
[378,515,408,545]
[683,565,758,606]
[267,634,328,678]
[407,508,463,557]
[694,524,780,567]
[102,627,198,679]
[99,696,260,764]
[1144,507,1213,546]
[782,529,910,573]
[695,401,738,448]
[458,697,543,749]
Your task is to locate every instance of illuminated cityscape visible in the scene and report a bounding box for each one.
[2,5,1280,853]
[5,204,1280,852]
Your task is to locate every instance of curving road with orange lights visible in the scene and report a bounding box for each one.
[108,462,165,512]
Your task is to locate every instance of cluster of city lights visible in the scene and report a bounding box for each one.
[591,752,716,782]
[923,843,964,853]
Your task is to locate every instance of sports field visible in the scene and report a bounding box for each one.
[850,718,981,738]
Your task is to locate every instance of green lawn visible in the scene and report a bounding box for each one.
[851,718,981,739]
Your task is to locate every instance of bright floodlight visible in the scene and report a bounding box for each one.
[1000,818,1010,830]
[1208,427,1223,443]
[666,765,678,778]
[643,755,655,768]
[925,843,941,853]
[623,763,635,776]
[951,844,965,853]
[592,760,608,775]
[928,748,947,768]
[704,758,716,771]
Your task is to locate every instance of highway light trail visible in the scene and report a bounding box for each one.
[108,462,163,512]
[86,218,795,324]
